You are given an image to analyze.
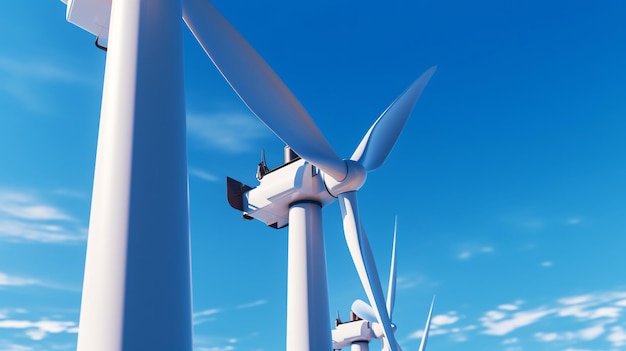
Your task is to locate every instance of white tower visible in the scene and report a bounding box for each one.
[62,1,192,350]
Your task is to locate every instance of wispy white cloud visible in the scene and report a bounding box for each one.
[556,291,626,320]
[457,245,494,260]
[408,322,475,341]
[0,308,27,319]
[0,189,86,243]
[193,308,222,325]
[396,276,420,289]
[405,290,626,348]
[194,308,221,318]
[0,57,82,82]
[502,337,518,344]
[0,220,86,243]
[534,322,608,343]
[0,319,77,341]
[578,323,606,340]
[504,214,585,231]
[484,310,506,321]
[431,312,460,327]
[607,326,626,346]
[481,307,553,336]
[189,168,220,182]
[395,274,437,290]
[0,191,73,221]
[535,332,559,342]
[566,217,583,225]
[187,113,271,153]
[236,299,267,309]
[559,294,593,305]
[0,56,91,112]
[498,303,522,311]
[0,341,34,351]
[193,299,268,326]
[52,189,87,199]
[196,346,235,351]
[519,219,544,230]
[541,261,553,267]
[473,289,626,350]
[408,309,472,341]
[0,272,77,291]
[0,272,40,287]
[194,335,238,351]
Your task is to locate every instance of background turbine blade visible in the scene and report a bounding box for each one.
[387,216,398,319]
[338,191,399,351]
[351,67,436,172]
[182,0,347,180]
[418,296,436,351]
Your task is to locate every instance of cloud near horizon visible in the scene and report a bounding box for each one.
[0,319,77,341]
[0,189,86,243]
[406,290,626,349]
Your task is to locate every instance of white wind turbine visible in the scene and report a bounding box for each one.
[334,297,436,351]
[186,0,438,348]
[332,220,436,351]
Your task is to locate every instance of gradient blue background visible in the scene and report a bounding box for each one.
[0,1,625,350]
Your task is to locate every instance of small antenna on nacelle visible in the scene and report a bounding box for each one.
[335,310,342,327]
[256,148,270,180]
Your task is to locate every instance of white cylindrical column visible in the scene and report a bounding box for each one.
[351,341,370,351]
[76,0,192,349]
[286,201,332,351]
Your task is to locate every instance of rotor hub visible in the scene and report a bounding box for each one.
[322,160,367,197]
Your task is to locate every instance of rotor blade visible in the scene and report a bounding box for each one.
[351,299,377,322]
[182,0,347,180]
[338,191,399,351]
[351,67,436,172]
[418,296,436,351]
[387,216,398,319]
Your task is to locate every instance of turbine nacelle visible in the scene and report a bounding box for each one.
[332,319,375,350]
[226,156,367,228]
[227,158,329,229]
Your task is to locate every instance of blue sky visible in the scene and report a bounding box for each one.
[1,1,625,350]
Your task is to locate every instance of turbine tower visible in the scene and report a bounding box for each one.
[62,0,191,350]
[184,0,438,347]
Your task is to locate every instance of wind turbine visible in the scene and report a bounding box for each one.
[182,0,437,348]
[332,220,436,351]
[334,297,436,351]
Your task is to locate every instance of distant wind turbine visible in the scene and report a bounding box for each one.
[332,220,436,351]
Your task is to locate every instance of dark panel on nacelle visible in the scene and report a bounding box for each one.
[226,177,253,212]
